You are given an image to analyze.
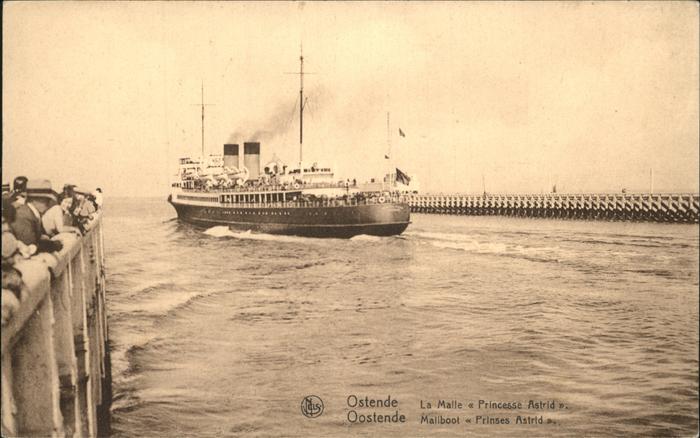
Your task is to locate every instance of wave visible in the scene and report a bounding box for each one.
[430,239,509,254]
[561,237,668,248]
[408,231,509,252]
[110,331,160,378]
[409,229,696,279]
[203,225,237,237]
[350,234,382,242]
[129,280,179,297]
[405,230,477,242]
[118,291,206,316]
[203,226,315,244]
[111,291,215,380]
[205,227,401,244]
[407,230,565,262]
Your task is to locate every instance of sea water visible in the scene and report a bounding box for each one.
[104,197,698,437]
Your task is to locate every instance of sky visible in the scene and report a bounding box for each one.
[3,1,699,196]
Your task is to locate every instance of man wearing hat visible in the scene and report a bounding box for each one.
[10,176,28,208]
[9,179,63,253]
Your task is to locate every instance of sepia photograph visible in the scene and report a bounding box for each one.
[2,1,698,436]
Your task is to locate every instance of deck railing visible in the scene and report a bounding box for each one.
[177,180,397,193]
[1,215,111,437]
[176,195,410,208]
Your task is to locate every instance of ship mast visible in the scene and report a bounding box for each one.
[200,82,205,158]
[298,50,307,173]
[387,112,394,186]
[286,47,311,174]
[192,80,215,161]
[299,53,304,169]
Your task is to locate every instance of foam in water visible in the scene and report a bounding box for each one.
[408,231,508,253]
[205,227,389,243]
[350,234,381,242]
[430,239,508,253]
[203,226,314,243]
[405,230,475,242]
[407,230,568,260]
[204,225,236,237]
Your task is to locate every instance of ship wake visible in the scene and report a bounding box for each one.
[203,226,312,243]
[406,230,563,263]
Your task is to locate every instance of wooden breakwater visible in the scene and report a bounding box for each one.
[408,193,700,223]
[1,215,111,437]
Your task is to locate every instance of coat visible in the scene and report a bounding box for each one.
[10,204,42,245]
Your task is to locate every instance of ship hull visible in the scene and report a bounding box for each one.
[168,198,410,238]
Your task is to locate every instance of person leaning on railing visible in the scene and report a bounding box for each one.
[2,196,37,262]
[2,194,32,327]
[42,195,81,237]
[8,179,63,253]
[58,187,99,234]
[60,184,78,223]
[1,178,102,326]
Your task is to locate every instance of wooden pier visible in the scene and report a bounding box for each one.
[408,193,699,223]
[1,215,111,437]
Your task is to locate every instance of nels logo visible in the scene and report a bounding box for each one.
[301,395,324,418]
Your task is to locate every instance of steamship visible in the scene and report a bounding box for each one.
[167,55,411,238]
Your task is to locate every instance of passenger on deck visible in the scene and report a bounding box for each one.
[3,197,32,324]
[9,179,63,253]
[1,204,26,326]
[2,197,36,262]
[72,189,97,232]
[61,184,76,199]
[42,200,81,237]
[93,188,103,208]
[10,176,28,208]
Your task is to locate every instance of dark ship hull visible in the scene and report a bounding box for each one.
[168,196,410,238]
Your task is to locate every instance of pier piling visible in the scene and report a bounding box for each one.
[408,193,699,223]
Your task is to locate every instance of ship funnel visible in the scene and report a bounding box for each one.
[244,142,260,180]
[223,144,239,170]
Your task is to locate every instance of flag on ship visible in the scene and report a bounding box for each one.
[396,168,411,185]
[399,128,406,137]
[385,154,390,159]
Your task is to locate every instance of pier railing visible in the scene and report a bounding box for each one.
[408,192,700,223]
[1,215,111,437]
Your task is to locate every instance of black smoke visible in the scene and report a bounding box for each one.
[226,84,331,144]
[227,98,298,143]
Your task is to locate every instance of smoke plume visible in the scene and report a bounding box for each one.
[226,84,331,144]
[227,98,298,143]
